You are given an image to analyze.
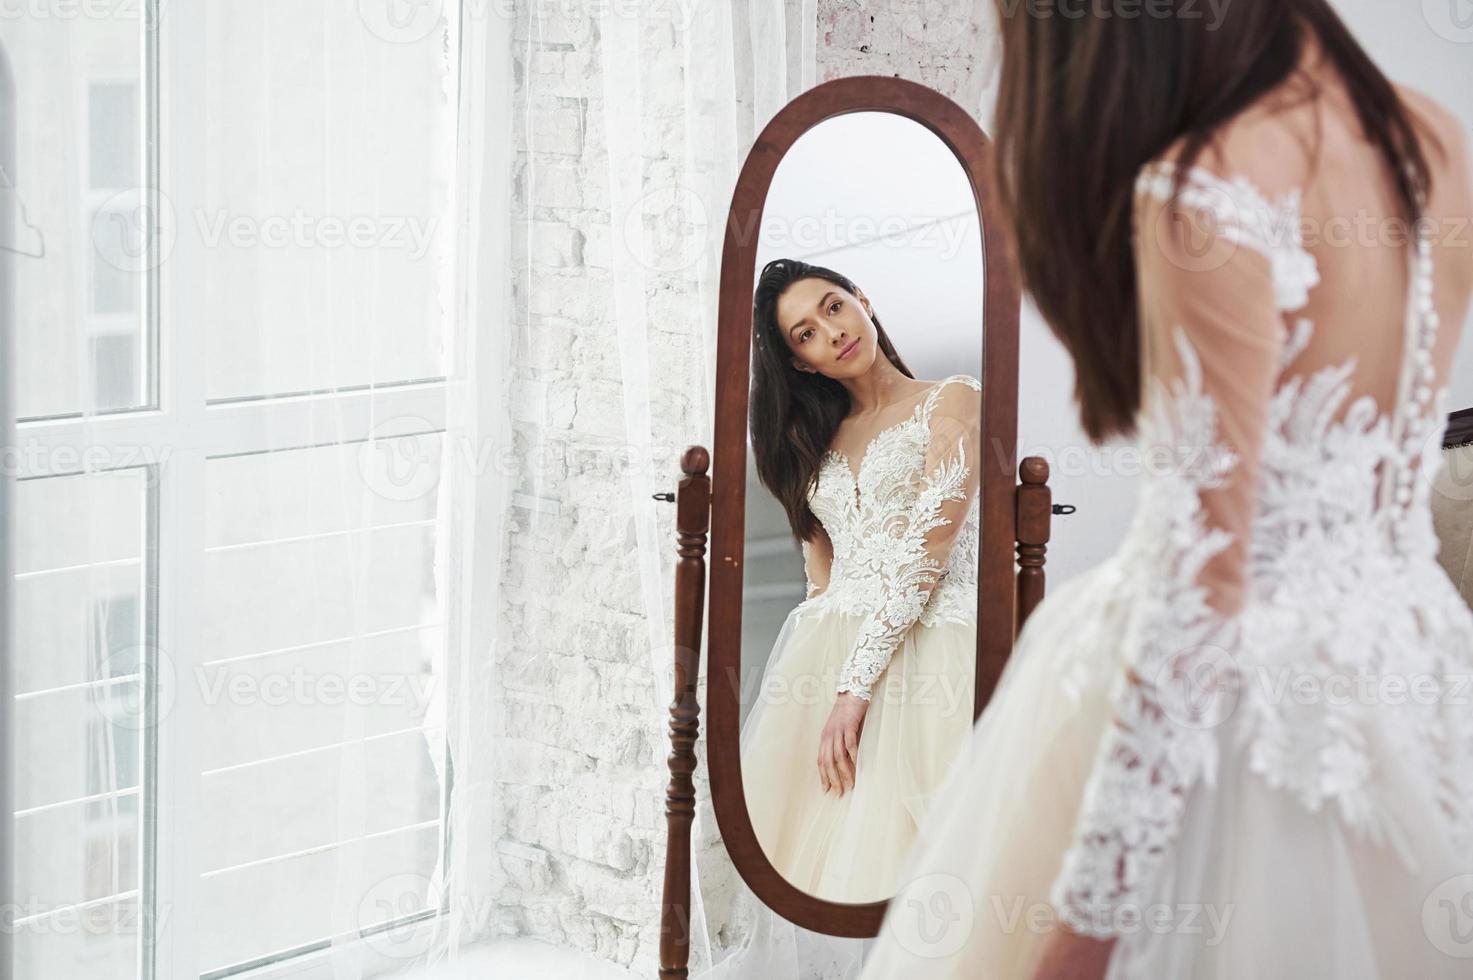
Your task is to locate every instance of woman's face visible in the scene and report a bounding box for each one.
[774,277,878,380]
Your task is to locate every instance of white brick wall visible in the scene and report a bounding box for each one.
[493,3,994,973]
[818,0,999,116]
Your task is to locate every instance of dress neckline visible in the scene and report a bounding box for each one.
[821,374,971,488]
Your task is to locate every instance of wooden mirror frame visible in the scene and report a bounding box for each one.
[704,75,1024,938]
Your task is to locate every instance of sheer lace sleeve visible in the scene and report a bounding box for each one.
[1049,160,1291,936]
[802,526,833,599]
[836,377,982,701]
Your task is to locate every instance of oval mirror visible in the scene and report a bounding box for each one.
[705,76,1023,936]
[739,109,986,905]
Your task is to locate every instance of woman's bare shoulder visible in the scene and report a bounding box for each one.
[1149,91,1317,198]
[1395,84,1470,187]
[1395,85,1464,146]
[927,373,981,392]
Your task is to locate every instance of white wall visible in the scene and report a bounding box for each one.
[1337,0,1473,406]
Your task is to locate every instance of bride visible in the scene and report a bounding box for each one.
[737,257,982,904]
[859,1,1473,978]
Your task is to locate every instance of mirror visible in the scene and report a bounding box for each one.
[738,111,985,904]
[700,74,1024,941]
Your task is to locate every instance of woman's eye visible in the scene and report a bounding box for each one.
[828,301,842,315]
[800,329,813,342]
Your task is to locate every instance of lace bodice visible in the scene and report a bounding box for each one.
[794,375,982,701]
[1050,153,1473,938]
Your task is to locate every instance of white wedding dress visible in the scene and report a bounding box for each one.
[859,109,1473,976]
[740,374,982,904]
[697,375,985,979]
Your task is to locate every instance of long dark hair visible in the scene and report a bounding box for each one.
[992,0,1441,442]
[750,258,914,542]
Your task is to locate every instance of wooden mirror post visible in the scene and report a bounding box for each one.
[658,449,710,980]
[1015,456,1052,633]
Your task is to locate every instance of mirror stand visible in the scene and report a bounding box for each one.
[658,446,710,980]
[656,448,1056,979]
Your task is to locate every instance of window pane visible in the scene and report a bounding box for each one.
[197,437,444,973]
[1,15,151,418]
[11,469,149,980]
[197,2,450,402]
[89,83,140,190]
[89,207,143,317]
[88,332,143,412]
[199,825,440,971]
[11,898,141,980]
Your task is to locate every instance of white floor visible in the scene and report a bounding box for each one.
[387,938,637,980]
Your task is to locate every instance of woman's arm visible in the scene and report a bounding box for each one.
[834,376,982,701]
[817,377,982,797]
[1048,156,1286,948]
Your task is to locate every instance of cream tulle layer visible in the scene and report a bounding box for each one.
[740,605,977,905]
[857,556,1473,979]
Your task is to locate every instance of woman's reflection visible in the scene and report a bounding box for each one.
[739,257,981,903]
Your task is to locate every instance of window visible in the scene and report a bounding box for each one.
[7,5,456,978]
[84,82,147,414]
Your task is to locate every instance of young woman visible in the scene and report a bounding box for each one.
[858,2,1473,978]
[738,258,983,904]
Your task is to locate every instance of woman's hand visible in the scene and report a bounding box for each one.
[1026,924,1116,980]
[817,692,869,796]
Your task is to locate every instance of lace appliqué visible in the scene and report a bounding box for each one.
[1051,326,1244,937]
[800,375,982,702]
[1136,162,1321,310]
[1051,163,1473,937]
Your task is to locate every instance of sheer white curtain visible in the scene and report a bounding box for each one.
[1,28,16,980]
[6,1,460,977]
[575,1,860,977]
[478,0,837,975]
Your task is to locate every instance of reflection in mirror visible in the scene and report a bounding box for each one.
[736,112,985,904]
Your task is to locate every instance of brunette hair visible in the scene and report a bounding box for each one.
[991,0,1440,442]
[750,258,914,542]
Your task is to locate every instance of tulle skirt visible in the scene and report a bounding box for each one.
[857,555,1473,979]
[739,603,977,905]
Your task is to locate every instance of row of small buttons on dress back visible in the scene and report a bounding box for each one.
[1389,209,1442,543]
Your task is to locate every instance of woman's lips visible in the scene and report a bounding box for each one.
[838,338,860,361]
